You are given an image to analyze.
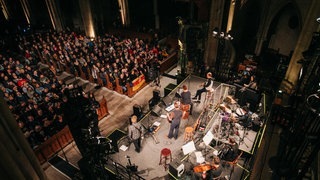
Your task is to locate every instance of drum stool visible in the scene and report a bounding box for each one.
[159,148,172,170]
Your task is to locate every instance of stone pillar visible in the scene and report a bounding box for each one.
[19,0,31,24]
[118,0,130,27]
[254,0,271,55]
[204,0,225,68]
[280,0,320,93]
[78,0,95,38]
[45,0,63,31]
[153,0,159,29]
[0,98,46,179]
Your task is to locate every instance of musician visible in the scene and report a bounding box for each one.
[128,115,144,153]
[220,138,239,162]
[193,156,223,179]
[192,72,214,102]
[166,101,185,140]
[180,85,193,115]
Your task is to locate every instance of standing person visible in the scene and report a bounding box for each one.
[192,72,214,102]
[166,101,185,139]
[128,115,144,153]
[180,85,193,115]
[152,58,161,87]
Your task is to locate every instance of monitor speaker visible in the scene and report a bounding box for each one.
[133,104,142,119]
[151,105,162,117]
[162,96,172,107]
[153,90,160,100]
[168,159,185,178]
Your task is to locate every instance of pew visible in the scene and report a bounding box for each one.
[127,74,146,97]
[115,78,125,94]
[105,73,114,90]
[96,96,109,120]
[34,126,73,164]
[159,52,178,73]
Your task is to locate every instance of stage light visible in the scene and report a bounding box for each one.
[317,17,320,23]
[278,90,283,93]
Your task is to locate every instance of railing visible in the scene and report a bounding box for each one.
[160,52,178,73]
[34,126,73,164]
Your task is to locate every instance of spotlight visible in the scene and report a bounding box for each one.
[317,17,320,23]
[278,90,283,94]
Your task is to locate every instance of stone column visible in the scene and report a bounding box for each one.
[254,0,271,55]
[45,0,63,31]
[118,0,130,27]
[78,0,95,38]
[0,97,46,179]
[280,0,320,93]
[204,0,225,68]
[153,0,159,29]
[19,0,31,24]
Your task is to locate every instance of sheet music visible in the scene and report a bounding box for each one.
[160,114,167,119]
[165,104,175,112]
[195,151,205,163]
[182,140,196,155]
[203,130,214,146]
[119,145,128,151]
[153,121,161,126]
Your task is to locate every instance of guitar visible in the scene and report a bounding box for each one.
[167,112,174,123]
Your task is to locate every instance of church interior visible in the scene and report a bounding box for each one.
[0,0,320,179]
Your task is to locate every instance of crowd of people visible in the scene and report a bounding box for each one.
[0,52,67,148]
[0,29,171,149]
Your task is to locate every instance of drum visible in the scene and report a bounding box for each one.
[235,108,246,117]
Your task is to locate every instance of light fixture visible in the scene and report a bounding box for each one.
[317,17,320,23]
[212,27,233,40]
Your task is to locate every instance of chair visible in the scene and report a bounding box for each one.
[184,126,194,142]
[159,148,172,170]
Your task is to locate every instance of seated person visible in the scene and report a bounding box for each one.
[193,156,223,179]
[243,75,258,90]
[192,72,214,102]
[220,138,240,162]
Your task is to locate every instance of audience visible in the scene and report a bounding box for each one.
[0,29,172,149]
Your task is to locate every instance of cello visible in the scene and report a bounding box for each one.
[193,164,212,173]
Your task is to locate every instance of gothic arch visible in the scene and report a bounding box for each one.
[264,2,302,56]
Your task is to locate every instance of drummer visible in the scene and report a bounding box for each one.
[193,156,223,179]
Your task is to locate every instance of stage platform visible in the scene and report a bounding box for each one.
[102,75,264,179]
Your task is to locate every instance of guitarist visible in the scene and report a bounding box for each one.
[192,72,214,102]
[128,115,144,153]
[166,101,185,140]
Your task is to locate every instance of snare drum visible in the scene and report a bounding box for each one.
[235,108,246,117]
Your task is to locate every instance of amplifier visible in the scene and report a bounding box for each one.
[168,159,185,178]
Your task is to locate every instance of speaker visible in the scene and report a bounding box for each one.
[153,90,160,101]
[169,159,185,178]
[162,96,172,107]
[151,105,162,117]
[133,104,142,119]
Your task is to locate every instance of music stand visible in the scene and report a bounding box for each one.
[182,140,196,155]
[203,130,214,146]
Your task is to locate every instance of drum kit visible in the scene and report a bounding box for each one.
[217,96,253,140]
